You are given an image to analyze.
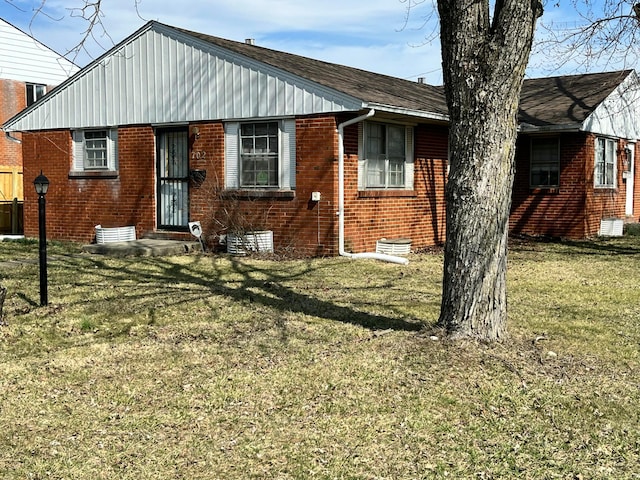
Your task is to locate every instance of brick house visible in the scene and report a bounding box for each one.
[0,17,78,233]
[512,70,640,238]
[2,21,638,256]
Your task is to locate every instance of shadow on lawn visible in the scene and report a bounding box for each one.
[49,253,424,333]
[558,238,640,256]
[510,235,640,256]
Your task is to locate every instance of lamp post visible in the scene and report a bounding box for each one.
[33,171,49,306]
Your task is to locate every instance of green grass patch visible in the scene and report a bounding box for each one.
[0,236,639,478]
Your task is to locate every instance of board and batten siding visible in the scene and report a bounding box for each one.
[582,72,640,141]
[0,18,78,85]
[5,23,364,132]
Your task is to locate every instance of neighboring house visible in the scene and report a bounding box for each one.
[0,17,78,233]
[1,21,638,256]
[512,70,640,239]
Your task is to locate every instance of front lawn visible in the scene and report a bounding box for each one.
[1,237,638,479]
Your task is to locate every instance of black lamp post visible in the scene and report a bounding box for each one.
[33,171,49,306]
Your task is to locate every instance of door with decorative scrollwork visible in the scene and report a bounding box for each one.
[157,129,189,230]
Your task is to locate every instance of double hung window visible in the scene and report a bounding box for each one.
[72,129,118,172]
[240,122,279,187]
[83,130,109,169]
[595,137,617,188]
[224,119,296,190]
[530,137,560,188]
[360,122,414,190]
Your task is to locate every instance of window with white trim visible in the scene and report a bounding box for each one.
[240,122,279,187]
[595,137,617,188]
[26,83,46,106]
[530,136,560,188]
[72,129,118,172]
[224,119,296,190]
[359,122,414,190]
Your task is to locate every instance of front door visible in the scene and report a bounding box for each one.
[157,128,189,230]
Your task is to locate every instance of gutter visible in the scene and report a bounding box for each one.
[366,102,449,123]
[4,131,21,144]
[518,122,583,133]
[337,109,409,265]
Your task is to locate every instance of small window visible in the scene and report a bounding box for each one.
[240,122,279,187]
[72,129,118,172]
[26,83,46,106]
[360,122,413,190]
[84,130,109,169]
[530,137,560,188]
[595,137,617,188]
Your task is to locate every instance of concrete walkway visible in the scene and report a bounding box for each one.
[82,238,202,257]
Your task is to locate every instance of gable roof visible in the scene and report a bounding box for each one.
[518,70,635,129]
[0,17,78,84]
[1,20,637,138]
[176,25,449,118]
[2,21,448,132]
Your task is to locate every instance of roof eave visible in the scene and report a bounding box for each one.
[366,103,449,123]
[518,122,583,133]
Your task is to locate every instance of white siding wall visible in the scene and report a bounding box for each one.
[0,18,78,84]
[583,72,640,140]
[5,23,363,131]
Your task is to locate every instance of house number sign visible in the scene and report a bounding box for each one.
[191,150,207,160]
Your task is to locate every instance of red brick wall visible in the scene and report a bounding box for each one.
[21,115,449,255]
[22,119,341,254]
[341,121,448,253]
[23,116,638,252]
[0,79,25,168]
[510,132,631,239]
[227,116,450,255]
[22,127,157,242]
[195,116,341,256]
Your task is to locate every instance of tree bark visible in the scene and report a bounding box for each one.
[437,0,543,340]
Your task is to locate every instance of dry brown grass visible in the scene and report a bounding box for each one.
[0,236,639,479]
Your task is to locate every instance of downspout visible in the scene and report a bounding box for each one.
[337,109,409,265]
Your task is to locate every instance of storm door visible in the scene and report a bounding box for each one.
[625,143,635,216]
[157,128,189,230]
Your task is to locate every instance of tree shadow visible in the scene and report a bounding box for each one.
[510,234,640,256]
[43,253,424,335]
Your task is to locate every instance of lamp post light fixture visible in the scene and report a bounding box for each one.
[33,171,49,306]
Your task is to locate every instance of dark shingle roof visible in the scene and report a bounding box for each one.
[173,24,449,117]
[172,23,631,128]
[519,70,633,127]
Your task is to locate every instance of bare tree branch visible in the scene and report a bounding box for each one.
[535,0,640,74]
[3,0,28,13]
[4,0,148,65]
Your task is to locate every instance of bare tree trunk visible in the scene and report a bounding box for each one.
[437,0,543,340]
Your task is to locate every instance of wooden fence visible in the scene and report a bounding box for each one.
[0,167,24,234]
[0,166,23,201]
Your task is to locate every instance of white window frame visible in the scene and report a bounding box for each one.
[595,137,617,188]
[72,129,118,172]
[358,121,414,190]
[224,119,296,190]
[530,136,560,188]
[26,83,46,106]
[239,121,279,187]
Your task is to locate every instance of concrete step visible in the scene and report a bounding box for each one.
[82,239,202,257]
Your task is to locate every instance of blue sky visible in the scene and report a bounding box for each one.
[0,0,634,85]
